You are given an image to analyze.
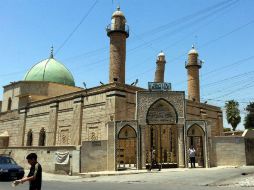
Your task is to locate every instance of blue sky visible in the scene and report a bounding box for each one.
[0,0,253,130]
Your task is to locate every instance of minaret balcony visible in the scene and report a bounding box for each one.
[185,59,203,68]
[106,24,129,37]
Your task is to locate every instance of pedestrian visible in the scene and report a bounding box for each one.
[149,146,156,171]
[15,153,42,190]
[189,145,196,168]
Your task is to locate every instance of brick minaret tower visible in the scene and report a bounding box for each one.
[185,45,203,102]
[107,7,129,84]
[154,51,166,82]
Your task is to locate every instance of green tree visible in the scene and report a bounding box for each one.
[225,100,241,131]
[244,102,254,129]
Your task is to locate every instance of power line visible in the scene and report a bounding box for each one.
[127,0,238,55]
[206,81,254,100]
[55,0,98,56]
[126,10,254,82]
[201,68,254,88]
[134,0,237,39]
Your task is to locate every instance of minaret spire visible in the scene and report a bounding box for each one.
[50,46,54,59]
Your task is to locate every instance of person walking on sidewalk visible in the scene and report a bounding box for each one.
[189,146,196,168]
[15,153,42,190]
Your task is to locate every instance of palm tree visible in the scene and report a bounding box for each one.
[225,100,241,131]
[244,102,254,129]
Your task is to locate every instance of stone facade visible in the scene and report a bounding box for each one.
[0,82,225,172]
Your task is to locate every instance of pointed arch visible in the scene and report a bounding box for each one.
[26,129,33,146]
[146,98,178,125]
[118,125,137,139]
[187,124,205,137]
[38,128,46,146]
[187,123,206,168]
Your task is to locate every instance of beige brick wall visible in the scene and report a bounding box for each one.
[25,114,50,146]
[0,146,79,174]
[1,81,81,112]
[186,100,223,136]
[0,119,19,146]
[56,111,73,145]
[2,83,21,111]
[211,136,246,166]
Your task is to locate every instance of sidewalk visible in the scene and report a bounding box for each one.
[38,168,189,181]
[79,169,151,178]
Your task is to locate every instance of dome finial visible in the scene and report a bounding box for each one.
[117,6,120,11]
[192,44,195,49]
[50,45,54,58]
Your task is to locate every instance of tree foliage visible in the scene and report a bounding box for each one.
[223,128,231,132]
[225,100,241,131]
[244,102,254,129]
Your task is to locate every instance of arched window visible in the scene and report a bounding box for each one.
[38,128,46,146]
[26,129,33,146]
[7,97,12,111]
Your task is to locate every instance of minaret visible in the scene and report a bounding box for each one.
[107,7,129,84]
[185,45,203,102]
[154,51,166,83]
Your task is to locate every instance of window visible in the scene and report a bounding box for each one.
[7,97,12,111]
[38,128,46,146]
[26,129,33,146]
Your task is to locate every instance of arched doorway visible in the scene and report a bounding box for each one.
[145,98,178,169]
[187,124,205,167]
[117,125,137,170]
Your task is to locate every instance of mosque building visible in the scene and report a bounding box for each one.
[0,7,252,174]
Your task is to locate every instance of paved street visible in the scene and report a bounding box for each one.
[1,166,254,190]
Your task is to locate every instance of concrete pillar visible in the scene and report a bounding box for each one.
[204,126,209,168]
[177,125,185,167]
[107,121,116,171]
[48,102,58,146]
[18,108,27,146]
[217,112,223,136]
[140,125,146,169]
[71,97,83,145]
[154,52,166,83]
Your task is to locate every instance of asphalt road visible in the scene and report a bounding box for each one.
[1,167,254,190]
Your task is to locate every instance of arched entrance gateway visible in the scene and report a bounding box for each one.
[117,125,137,169]
[115,121,139,170]
[145,99,178,169]
[186,121,208,168]
[136,91,186,169]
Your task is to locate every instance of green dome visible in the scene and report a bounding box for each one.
[24,58,75,86]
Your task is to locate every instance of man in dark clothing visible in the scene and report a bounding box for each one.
[15,153,42,190]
